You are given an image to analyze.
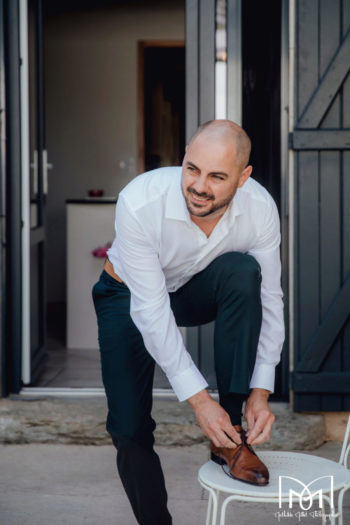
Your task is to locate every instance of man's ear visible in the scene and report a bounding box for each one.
[238,165,252,188]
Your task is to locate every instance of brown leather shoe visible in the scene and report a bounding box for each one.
[210,425,269,486]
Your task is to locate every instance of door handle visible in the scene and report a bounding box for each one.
[30,149,38,195]
[42,149,53,194]
[30,150,53,195]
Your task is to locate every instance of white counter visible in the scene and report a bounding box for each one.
[66,199,116,349]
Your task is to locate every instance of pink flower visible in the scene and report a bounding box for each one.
[92,242,112,258]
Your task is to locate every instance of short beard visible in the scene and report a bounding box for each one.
[183,186,238,218]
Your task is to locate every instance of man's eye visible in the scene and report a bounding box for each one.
[187,166,195,171]
[213,175,224,180]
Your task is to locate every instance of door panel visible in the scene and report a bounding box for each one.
[25,0,47,384]
[3,0,22,394]
[292,0,350,411]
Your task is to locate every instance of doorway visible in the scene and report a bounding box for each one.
[138,42,185,174]
[29,0,186,389]
[242,0,288,399]
[241,0,281,206]
[11,0,287,396]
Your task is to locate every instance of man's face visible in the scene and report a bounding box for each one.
[181,134,251,219]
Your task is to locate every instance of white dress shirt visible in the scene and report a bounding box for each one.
[107,167,284,402]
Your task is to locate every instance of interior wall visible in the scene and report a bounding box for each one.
[44,1,185,303]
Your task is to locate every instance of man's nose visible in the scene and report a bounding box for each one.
[193,174,209,194]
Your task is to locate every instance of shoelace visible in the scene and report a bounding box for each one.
[220,430,258,479]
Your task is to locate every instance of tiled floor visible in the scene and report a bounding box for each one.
[34,338,171,389]
[34,343,103,388]
[34,302,171,388]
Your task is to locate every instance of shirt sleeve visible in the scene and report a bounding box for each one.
[248,197,285,393]
[109,194,208,402]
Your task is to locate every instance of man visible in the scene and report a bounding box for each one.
[92,120,284,525]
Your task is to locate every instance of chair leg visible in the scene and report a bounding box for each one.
[206,492,212,525]
[321,494,336,525]
[213,490,220,525]
[336,484,350,525]
[219,495,238,525]
[203,485,219,525]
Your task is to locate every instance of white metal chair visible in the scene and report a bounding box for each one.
[198,415,350,525]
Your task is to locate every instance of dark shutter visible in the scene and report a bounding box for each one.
[292,0,350,411]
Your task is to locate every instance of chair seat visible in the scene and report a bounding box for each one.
[198,451,350,499]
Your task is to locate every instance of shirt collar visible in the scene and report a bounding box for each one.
[227,188,244,221]
[214,190,243,236]
[165,173,191,224]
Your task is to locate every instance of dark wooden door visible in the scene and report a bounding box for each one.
[291,0,350,411]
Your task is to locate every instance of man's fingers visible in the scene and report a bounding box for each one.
[206,428,237,449]
[246,413,268,442]
[245,411,255,433]
[221,422,242,446]
[208,413,242,446]
[249,421,272,445]
[193,398,246,448]
[216,429,239,449]
[249,430,269,445]
[246,422,264,444]
[209,433,223,449]
[207,419,241,448]
[247,413,275,445]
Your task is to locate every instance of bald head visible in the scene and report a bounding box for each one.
[188,120,251,171]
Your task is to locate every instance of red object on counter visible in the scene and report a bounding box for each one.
[92,242,111,258]
[88,189,104,197]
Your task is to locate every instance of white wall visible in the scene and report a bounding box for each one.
[44,1,185,303]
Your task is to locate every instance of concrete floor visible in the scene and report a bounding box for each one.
[0,441,349,525]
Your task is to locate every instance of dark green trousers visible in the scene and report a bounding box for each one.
[92,252,262,525]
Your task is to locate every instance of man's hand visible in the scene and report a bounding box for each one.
[245,388,275,445]
[187,390,241,449]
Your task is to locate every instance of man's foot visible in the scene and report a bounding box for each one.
[210,425,269,486]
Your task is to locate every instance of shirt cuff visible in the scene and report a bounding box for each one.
[249,363,276,393]
[167,363,209,402]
